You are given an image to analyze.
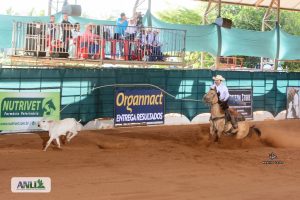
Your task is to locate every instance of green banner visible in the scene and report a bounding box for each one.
[0,92,60,131]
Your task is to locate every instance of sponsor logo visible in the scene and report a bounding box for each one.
[262,152,284,165]
[115,92,164,113]
[114,88,164,125]
[11,177,51,193]
[1,98,56,118]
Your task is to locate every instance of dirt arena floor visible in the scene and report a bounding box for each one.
[1,120,300,200]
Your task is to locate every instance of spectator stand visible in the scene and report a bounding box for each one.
[9,21,186,68]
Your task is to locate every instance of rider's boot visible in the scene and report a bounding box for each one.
[230,115,238,134]
[225,109,238,135]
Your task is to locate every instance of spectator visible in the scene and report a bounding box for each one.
[136,12,144,29]
[81,23,100,59]
[125,17,137,60]
[125,18,137,41]
[136,29,147,61]
[115,13,128,39]
[48,15,56,39]
[142,28,153,61]
[147,29,163,61]
[72,23,82,38]
[46,15,57,56]
[115,13,128,58]
[61,14,72,54]
[69,23,82,58]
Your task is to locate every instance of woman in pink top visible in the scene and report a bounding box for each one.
[80,23,100,58]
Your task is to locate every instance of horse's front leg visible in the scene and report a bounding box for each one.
[215,120,226,143]
[209,121,218,143]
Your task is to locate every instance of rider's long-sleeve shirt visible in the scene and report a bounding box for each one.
[211,83,230,101]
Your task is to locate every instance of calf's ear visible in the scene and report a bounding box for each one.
[48,120,54,123]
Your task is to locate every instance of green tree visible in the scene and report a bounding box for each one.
[283,62,300,72]
[281,11,300,35]
[28,8,36,16]
[226,6,265,31]
[157,8,202,25]
[157,4,300,70]
[39,10,46,16]
[5,7,15,15]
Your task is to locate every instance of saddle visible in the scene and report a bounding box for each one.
[222,108,245,135]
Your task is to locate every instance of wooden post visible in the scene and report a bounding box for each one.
[48,0,52,16]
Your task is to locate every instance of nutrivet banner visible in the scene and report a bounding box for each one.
[114,88,164,126]
[0,92,60,131]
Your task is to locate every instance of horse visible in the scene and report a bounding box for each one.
[203,87,261,142]
[287,88,300,118]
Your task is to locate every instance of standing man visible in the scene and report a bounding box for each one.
[211,75,238,133]
[48,15,56,39]
[46,15,57,56]
[61,14,72,54]
[125,17,137,60]
[114,13,128,58]
[148,29,163,61]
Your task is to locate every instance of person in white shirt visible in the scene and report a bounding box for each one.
[125,18,137,60]
[146,29,163,61]
[69,23,82,58]
[211,75,238,133]
[125,18,137,40]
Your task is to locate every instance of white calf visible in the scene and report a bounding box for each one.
[38,118,83,151]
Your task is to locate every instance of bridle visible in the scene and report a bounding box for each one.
[204,90,218,105]
[205,90,225,123]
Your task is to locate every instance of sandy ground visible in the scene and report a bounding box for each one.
[0,120,300,200]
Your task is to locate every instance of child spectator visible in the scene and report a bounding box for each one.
[69,23,82,58]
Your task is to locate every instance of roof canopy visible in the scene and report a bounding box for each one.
[197,0,300,11]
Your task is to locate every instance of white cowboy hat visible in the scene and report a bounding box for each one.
[212,75,225,81]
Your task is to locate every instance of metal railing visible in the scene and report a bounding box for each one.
[11,22,186,64]
[219,56,244,69]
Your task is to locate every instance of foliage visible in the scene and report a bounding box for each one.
[157,8,202,25]
[282,62,300,72]
[157,4,300,69]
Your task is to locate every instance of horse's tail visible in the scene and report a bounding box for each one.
[248,125,261,137]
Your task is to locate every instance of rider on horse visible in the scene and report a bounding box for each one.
[211,75,238,134]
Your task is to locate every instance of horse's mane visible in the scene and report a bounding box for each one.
[210,87,219,100]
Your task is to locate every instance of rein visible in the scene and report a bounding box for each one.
[208,91,225,131]
[207,91,224,121]
[210,116,225,121]
[204,90,218,105]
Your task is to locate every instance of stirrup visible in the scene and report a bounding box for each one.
[231,128,238,134]
[225,127,238,136]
